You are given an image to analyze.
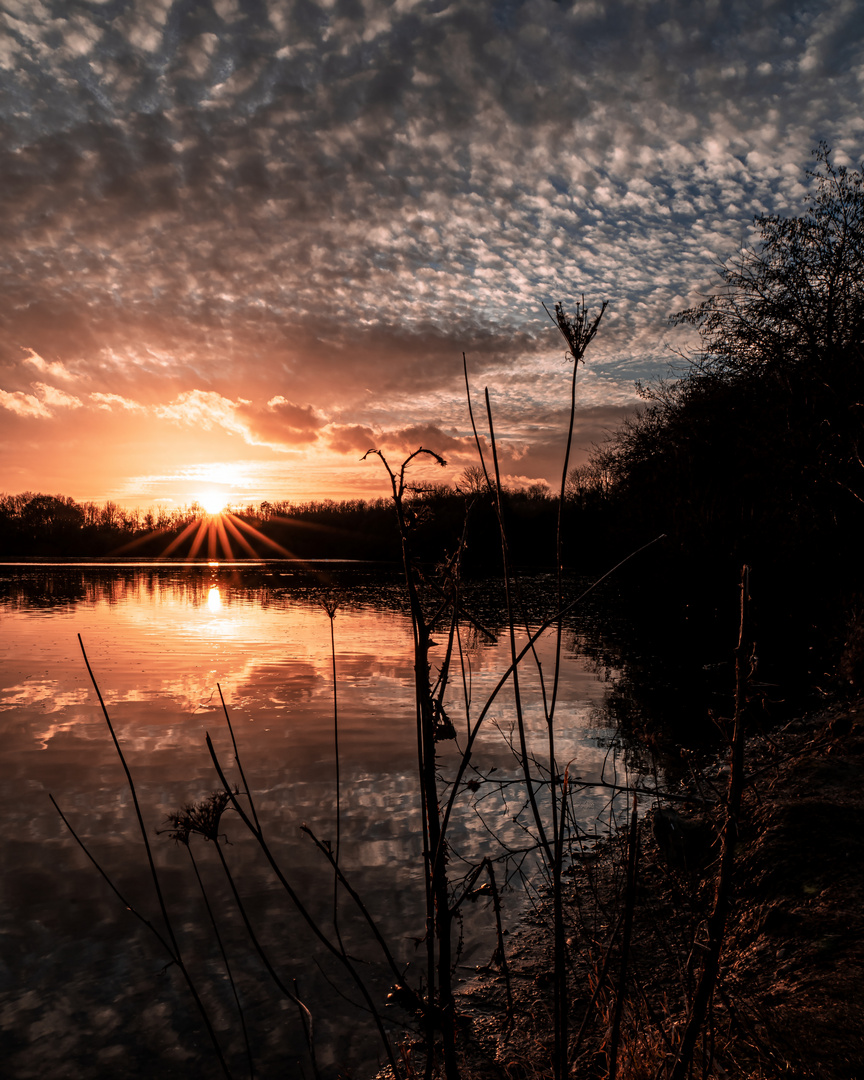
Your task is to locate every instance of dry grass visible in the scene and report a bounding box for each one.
[444,696,864,1080]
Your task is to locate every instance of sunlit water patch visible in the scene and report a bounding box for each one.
[0,563,638,1079]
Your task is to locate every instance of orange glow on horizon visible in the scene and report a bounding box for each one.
[197,491,229,515]
[157,509,297,561]
[110,501,351,569]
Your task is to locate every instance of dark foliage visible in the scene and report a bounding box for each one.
[574,145,864,727]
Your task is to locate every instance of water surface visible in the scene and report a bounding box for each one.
[0,562,634,1078]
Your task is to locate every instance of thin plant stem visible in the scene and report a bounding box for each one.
[607,792,639,1080]
[462,353,492,490]
[669,566,752,1080]
[218,683,261,833]
[438,535,667,846]
[205,734,401,1078]
[300,824,405,984]
[49,795,176,958]
[78,636,179,954]
[56,643,234,1080]
[210,840,320,1080]
[185,842,256,1080]
[542,297,606,1080]
[361,446,459,1080]
[51,797,231,1080]
[485,388,552,861]
[543,297,608,726]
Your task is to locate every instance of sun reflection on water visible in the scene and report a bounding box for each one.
[206,585,222,613]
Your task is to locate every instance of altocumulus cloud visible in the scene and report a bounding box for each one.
[1,0,863,500]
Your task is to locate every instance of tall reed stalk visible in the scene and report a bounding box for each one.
[460,297,607,1079]
[362,446,461,1080]
[544,298,607,1080]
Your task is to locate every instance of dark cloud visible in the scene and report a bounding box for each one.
[327,423,379,455]
[385,424,475,457]
[237,395,326,445]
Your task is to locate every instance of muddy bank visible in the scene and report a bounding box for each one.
[428,695,864,1079]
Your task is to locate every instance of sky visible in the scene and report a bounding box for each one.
[2,0,864,510]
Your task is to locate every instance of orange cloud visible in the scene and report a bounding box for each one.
[0,382,82,418]
[326,423,379,455]
[22,350,76,382]
[235,396,326,446]
[89,392,145,412]
[387,424,476,457]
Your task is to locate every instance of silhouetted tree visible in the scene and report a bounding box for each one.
[672,142,864,512]
[581,145,864,700]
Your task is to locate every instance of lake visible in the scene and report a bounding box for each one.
[0,561,639,1079]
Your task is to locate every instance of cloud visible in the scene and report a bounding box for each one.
[0,389,53,419]
[150,388,326,449]
[385,424,476,458]
[1,0,863,502]
[326,423,379,455]
[21,349,75,381]
[0,381,82,418]
[89,392,145,411]
[154,389,253,434]
[38,383,83,409]
[241,395,326,444]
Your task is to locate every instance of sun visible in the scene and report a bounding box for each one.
[197,492,227,516]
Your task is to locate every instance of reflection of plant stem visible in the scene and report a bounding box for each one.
[331,613,340,858]
[316,594,344,940]
[322,598,342,935]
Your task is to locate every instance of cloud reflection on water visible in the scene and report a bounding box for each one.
[0,564,632,1077]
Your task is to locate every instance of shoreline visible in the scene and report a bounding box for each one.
[394,694,864,1078]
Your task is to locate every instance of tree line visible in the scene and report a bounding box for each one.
[0,482,564,564]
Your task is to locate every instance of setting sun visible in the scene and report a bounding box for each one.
[198,492,227,516]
